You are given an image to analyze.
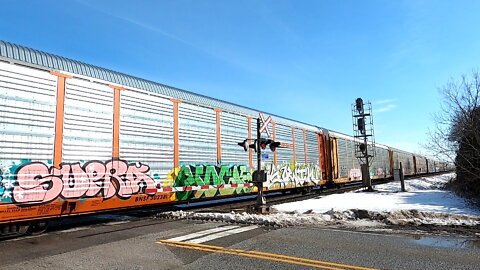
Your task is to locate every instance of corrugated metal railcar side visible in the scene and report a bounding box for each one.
[414,155,428,174]
[426,158,435,173]
[391,148,415,175]
[329,132,391,183]
[331,134,361,183]
[0,43,329,226]
[370,144,391,179]
[0,40,451,234]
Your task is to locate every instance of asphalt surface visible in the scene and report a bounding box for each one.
[0,215,479,270]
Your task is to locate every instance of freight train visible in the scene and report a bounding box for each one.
[0,41,453,237]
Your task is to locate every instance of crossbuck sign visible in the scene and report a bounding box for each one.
[259,112,272,138]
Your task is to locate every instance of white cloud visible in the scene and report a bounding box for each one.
[375,98,396,105]
[376,104,397,113]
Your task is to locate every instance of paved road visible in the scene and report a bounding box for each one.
[0,215,479,270]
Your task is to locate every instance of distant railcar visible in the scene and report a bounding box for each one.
[328,132,391,183]
[414,155,428,174]
[391,149,416,176]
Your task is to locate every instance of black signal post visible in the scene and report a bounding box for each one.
[352,98,376,192]
[237,117,281,213]
[255,118,267,210]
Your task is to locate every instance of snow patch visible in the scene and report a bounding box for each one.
[159,209,480,228]
[158,173,480,232]
[273,173,480,216]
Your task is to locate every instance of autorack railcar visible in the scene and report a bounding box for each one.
[0,41,452,237]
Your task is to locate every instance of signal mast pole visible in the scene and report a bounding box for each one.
[363,124,372,191]
[352,98,375,192]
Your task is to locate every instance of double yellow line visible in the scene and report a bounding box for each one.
[156,240,380,270]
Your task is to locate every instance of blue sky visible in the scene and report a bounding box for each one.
[1,0,479,155]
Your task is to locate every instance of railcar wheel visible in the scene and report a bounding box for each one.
[26,221,49,236]
[0,222,30,238]
[301,187,313,195]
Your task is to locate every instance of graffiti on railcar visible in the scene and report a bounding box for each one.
[374,168,386,178]
[0,161,26,202]
[265,162,321,190]
[339,165,348,178]
[0,170,10,201]
[348,167,387,180]
[169,164,253,200]
[4,159,157,205]
[349,168,361,180]
[1,159,324,205]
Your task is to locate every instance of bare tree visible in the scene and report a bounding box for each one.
[428,71,480,198]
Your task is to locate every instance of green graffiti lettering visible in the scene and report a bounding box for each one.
[218,166,230,184]
[175,166,195,187]
[204,166,217,185]
[194,166,206,185]
[239,165,251,182]
[172,164,252,200]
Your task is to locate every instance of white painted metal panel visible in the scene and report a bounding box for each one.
[337,137,361,179]
[0,62,56,164]
[275,124,294,165]
[120,90,173,181]
[294,128,305,163]
[179,103,217,165]
[305,131,320,166]
[220,112,249,166]
[63,78,113,162]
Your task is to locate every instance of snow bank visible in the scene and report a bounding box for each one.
[159,209,359,227]
[274,173,480,216]
[159,209,480,228]
[158,173,480,231]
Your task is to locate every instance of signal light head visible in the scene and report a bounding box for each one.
[237,139,248,151]
[269,141,281,152]
[239,138,280,152]
[357,118,365,134]
[355,98,364,114]
[259,139,273,150]
[359,143,367,153]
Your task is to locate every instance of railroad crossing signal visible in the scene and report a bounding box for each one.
[237,138,281,152]
[259,112,272,138]
[236,115,279,213]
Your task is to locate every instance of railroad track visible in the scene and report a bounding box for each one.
[190,179,393,213]
[5,172,451,239]
[187,172,451,213]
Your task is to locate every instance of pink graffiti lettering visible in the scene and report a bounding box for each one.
[13,162,63,204]
[84,161,107,197]
[53,163,89,199]
[13,160,156,205]
[126,163,156,196]
[104,160,127,199]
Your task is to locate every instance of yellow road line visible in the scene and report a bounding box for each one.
[159,241,345,270]
[156,240,381,270]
